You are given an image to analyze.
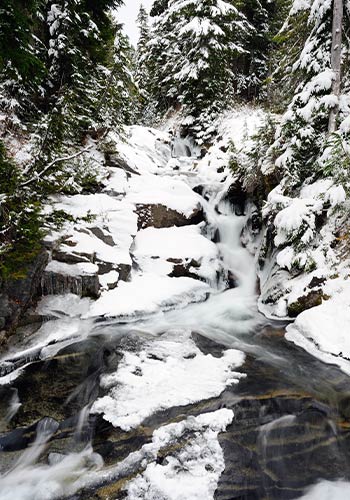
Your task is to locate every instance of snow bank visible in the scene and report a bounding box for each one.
[111,125,171,175]
[45,261,99,277]
[85,274,211,318]
[133,225,220,281]
[126,174,202,217]
[285,277,350,374]
[91,329,245,430]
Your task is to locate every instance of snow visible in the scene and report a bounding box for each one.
[125,409,234,500]
[133,225,220,281]
[285,276,350,375]
[99,270,119,290]
[298,481,350,499]
[45,260,99,277]
[126,174,202,217]
[85,274,211,319]
[58,229,132,266]
[112,126,171,175]
[91,329,245,430]
[53,193,121,218]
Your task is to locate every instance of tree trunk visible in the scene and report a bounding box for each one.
[328,0,344,134]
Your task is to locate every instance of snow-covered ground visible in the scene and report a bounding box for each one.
[285,272,350,374]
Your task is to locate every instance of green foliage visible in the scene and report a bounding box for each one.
[230,114,278,204]
[321,133,350,192]
[0,141,44,279]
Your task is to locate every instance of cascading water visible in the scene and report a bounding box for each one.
[0,135,350,500]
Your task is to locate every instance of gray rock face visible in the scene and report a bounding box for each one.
[41,270,100,299]
[0,250,49,336]
[136,203,204,230]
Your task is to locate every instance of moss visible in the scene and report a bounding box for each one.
[0,236,43,281]
[287,291,324,317]
[0,142,45,280]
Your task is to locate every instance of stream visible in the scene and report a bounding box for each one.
[0,135,350,499]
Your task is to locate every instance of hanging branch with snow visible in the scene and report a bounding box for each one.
[20,145,94,188]
[328,0,344,133]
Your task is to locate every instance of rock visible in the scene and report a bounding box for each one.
[116,264,131,282]
[52,249,94,264]
[287,290,326,317]
[89,227,115,247]
[41,260,100,299]
[193,185,205,196]
[106,153,139,177]
[168,258,202,280]
[0,330,6,345]
[136,203,204,230]
[0,250,49,336]
[226,270,237,289]
[226,181,246,216]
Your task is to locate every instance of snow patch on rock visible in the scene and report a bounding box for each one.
[91,329,245,430]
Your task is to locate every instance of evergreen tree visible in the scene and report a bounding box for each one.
[150,0,169,16]
[268,0,350,189]
[0,0,45,127]
[39,0,124,151]
[150,0,253,143]
[233,0,289,100]
[135,5,150,89]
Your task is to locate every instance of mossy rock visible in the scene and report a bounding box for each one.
[287,290,326,317]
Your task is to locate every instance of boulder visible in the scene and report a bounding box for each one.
[136,203,204,230]
[288,290,326,317]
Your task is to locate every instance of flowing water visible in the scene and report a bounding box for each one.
[0,143,350,500]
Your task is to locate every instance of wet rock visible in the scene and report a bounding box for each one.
[287,290,326,317]
[226,270,237,289]
[226,181,246,216]
[135,203,204,230]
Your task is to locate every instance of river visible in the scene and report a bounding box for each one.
[0,131,349,499]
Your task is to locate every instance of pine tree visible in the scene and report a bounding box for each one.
[135,4,153,121]
[233,0,288,100]
[268,0,350,189]
[0,0,45,128]
[39,0,124,150]
[150,0,253,143]
[135,5,150,89]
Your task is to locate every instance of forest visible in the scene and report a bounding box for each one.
[0,1,350,499]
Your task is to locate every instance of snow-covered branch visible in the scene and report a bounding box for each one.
[20,145,93,188]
